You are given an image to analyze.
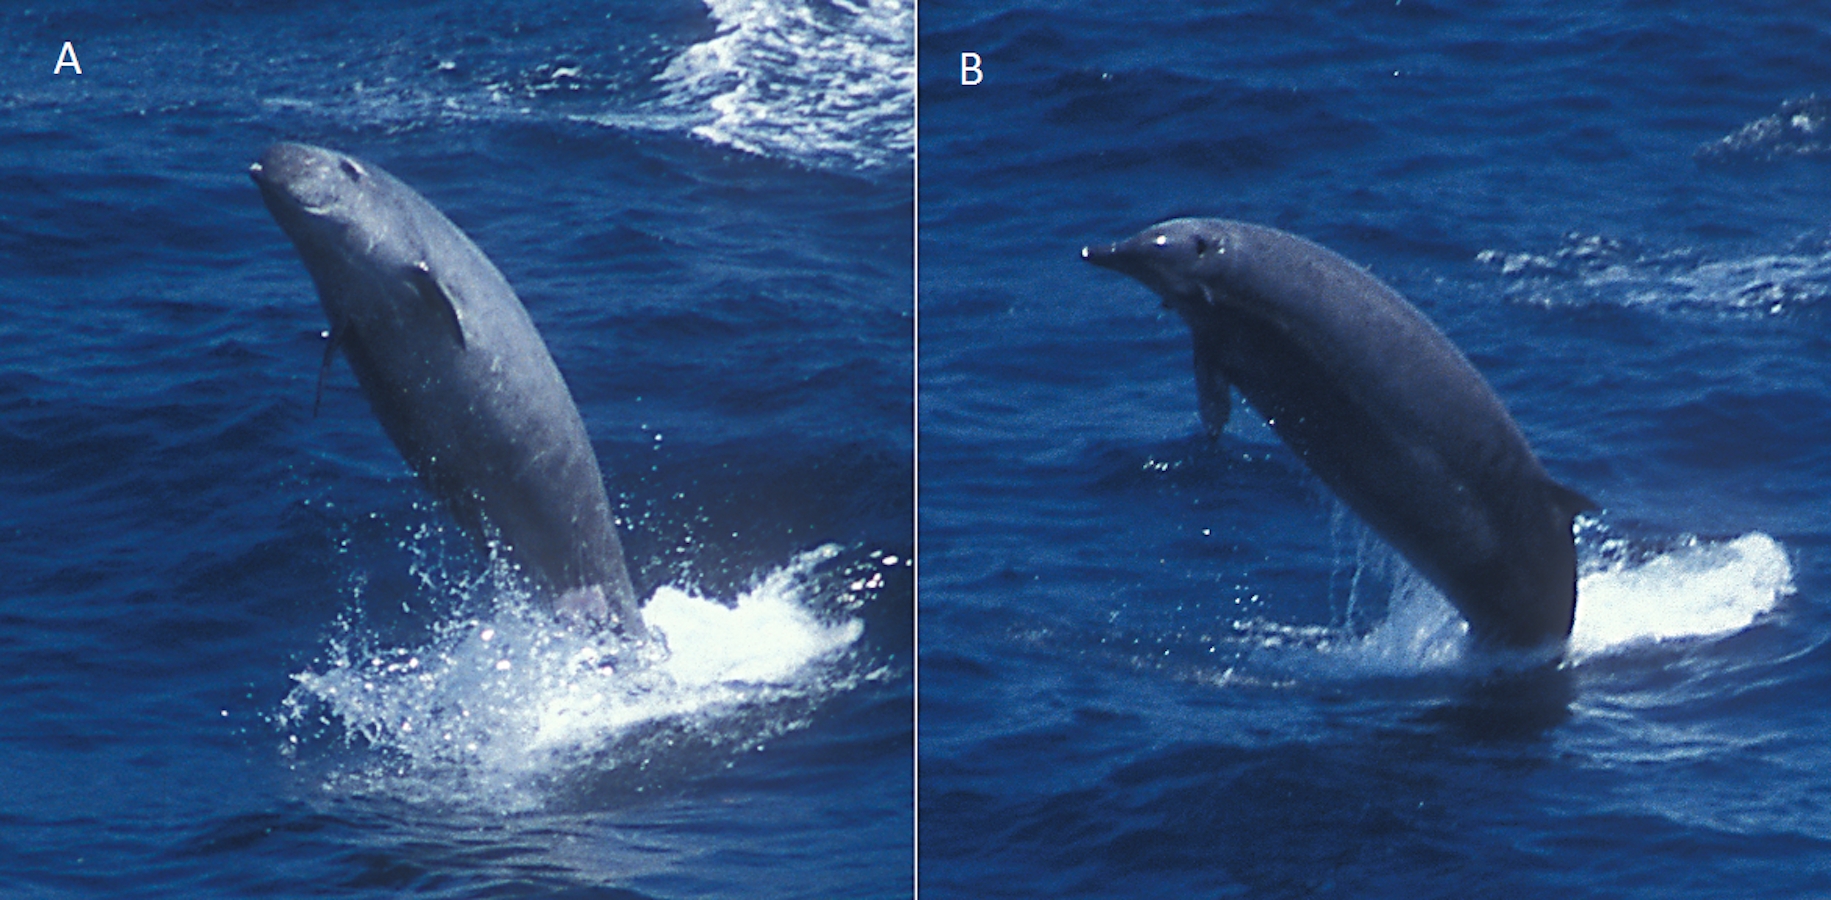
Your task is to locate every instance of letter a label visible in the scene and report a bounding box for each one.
[55,42,82,75]
[961,52,982,86]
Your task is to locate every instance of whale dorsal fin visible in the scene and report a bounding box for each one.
[1545,479,1599,519]
[409,261,468,349]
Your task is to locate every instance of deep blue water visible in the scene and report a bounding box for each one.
[920,2,1831,897]
[0,2,910,897]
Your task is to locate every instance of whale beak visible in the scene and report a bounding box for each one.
[1084,240,1154,283]
[1083,236,1180,310]
[1081,242,1122,270]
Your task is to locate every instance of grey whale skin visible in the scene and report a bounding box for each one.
[1084,218,1593,649]
[252,142,645,638]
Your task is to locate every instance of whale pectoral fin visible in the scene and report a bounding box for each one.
[1545,479,1599,520]
[313,320,344,419]
[1192,339,1232,438]
[409,261,468,350]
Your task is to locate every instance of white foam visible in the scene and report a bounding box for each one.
[645,547,864,688]
[249,0,914,174]
[279,544,865,809]
[1569,532,1792,660]
[1247,531,1791,677]
[642,0,914,170]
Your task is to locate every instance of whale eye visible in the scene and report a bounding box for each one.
[1193,237,1210,256]
[340,159,366,181]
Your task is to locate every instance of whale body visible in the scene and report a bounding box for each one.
[253,142,645,637]
[1085,218,1592,649]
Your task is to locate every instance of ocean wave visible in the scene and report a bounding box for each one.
[1476,232,1831,315]
[639,0,914,171]
[1697,95,1831,163]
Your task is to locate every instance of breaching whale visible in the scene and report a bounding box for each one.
[252,142,645,638]
[1084,218,1593,649]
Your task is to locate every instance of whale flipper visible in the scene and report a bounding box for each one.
[1191,336,1232,437]
[312,320,345,419]
[409,260,468,350]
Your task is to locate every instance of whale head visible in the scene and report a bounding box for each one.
[249,141,491,344]
[1082,218,1245,322]
[250,143,430,282]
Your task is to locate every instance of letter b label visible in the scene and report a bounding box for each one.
[961,52,982,86]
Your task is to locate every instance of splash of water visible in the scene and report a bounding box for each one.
[1244,530,1792,678]
[278,544,866,810]
[1568,532,1792,660]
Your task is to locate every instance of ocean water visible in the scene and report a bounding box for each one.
[919,2,1831,897]
[0,2,910,897]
